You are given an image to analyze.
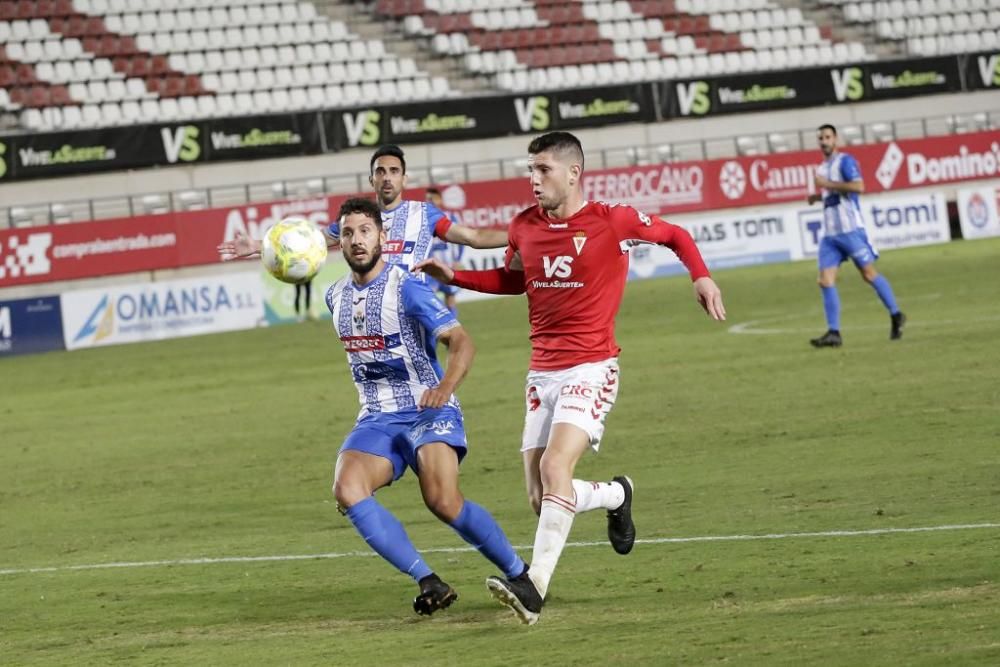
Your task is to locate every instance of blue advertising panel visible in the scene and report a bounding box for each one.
[0,295,65,357]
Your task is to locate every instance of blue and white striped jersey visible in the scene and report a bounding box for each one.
[326,264,461,419]
[328,200,453,272]
[818,152,866,236]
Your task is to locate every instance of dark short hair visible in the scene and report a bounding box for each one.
[370,144,406,174]
[527,131,585,170]
[818,124,838,135]
[338,197,382,228]
[425,187,441,197]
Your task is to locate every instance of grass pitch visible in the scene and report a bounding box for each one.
[2,238,999,666]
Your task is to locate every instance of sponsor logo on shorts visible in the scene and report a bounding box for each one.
[412,419,456,439]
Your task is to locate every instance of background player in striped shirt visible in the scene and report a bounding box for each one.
[217,145,506,268]
[416,132,726,625]
[806,124,905,348]
[326,197,527,617]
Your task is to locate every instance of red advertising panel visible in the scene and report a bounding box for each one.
[3,131,997,287]
[0,216,180,287]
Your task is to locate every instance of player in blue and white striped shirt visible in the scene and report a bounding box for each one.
[218,145,506,279]
[328,197,527,617]
[326,145,505,274]
[807,124,905,347]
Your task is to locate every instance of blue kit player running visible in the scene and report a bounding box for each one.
[216,145,506,273]
[328,197,527,616]
[807,124,905,348]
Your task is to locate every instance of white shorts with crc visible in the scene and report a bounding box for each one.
[521,358,620,452]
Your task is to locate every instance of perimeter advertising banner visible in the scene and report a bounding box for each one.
[327,84,656,149]
[61,272,264,351]
[0,114,324,179]
[0,295,64,357]
[956,183,1000,239]
[964,51,1000,91]
[791,190,951,260]
[3,133,997,287]
[666,56,964,117]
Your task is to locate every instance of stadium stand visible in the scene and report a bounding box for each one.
[827,0,1000,55]
[386,0,874,91]
[0,0,451,131]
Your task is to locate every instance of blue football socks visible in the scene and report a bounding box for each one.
[821,285,841,332]
[449,500,525,579]
[870,275,900,315]
[345,496,433,582]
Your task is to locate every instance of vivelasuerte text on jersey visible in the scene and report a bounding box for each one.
[326,264,460,419]
[451,201,711,371]
[327,200,454,271]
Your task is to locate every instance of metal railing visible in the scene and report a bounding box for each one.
[3,109,997,229]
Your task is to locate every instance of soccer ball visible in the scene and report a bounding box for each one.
[261,217,328,284]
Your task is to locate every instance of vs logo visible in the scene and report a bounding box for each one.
[161,125,200,163]
[676,81,710,116]
[514,96,550,132]
[831,67,865,101]
[343,110,380,146]
[542,255,573,279]
[977,54,1000,87]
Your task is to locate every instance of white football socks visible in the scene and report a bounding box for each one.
[571,479,625,513]
[527,493,575,599]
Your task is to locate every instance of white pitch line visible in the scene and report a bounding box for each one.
[2,522,998,577]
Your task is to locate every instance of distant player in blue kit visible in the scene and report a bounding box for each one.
[217,145,505,273]
[806,124,905,347]
[327,197,527,616]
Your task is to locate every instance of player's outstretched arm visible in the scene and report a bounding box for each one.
[216,232,261,260]
[444,224,509,249]
[412,257,456,284]
[693,277,726,321]
[419,325,475,409]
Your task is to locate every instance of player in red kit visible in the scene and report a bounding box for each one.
[415,132,725,625]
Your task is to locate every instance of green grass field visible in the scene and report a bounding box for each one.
[3,239,999,666]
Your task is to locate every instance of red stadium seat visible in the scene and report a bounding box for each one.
[16,0,36,19]
[0,65,15,87]
[15,63,37,84]
[0,2,16,21]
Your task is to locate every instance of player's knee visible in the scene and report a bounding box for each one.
[537,456,570,492]
[860,266,878,283]
[423,488,463,523]
[332,479,367,510]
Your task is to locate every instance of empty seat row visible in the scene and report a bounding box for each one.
[99,2,318,33]
[137,34,376,61]
[199,61,423,92]
[17,76,455,131]
[707,7,806,32]
[908,28,1000,53]
[162,46,406,76]
[877,11,1000,39]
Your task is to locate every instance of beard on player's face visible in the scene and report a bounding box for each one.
[346,245,381,274]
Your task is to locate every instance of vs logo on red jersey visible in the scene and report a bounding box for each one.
[542,255,573,278]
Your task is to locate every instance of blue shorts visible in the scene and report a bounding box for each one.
[426,276,459,297]
[339,406,467,481]
[818,229,879,270]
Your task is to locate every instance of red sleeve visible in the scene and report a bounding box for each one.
[432,212,453,239]
[613,206,711,281]
[451,268,526,295]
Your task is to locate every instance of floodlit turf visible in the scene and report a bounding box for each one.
[2,239,999,666]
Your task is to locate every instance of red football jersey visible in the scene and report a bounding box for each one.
[505,201,709,371]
